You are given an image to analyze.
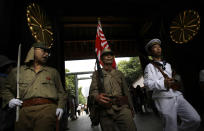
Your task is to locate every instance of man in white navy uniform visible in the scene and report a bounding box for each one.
[143,38,201,131]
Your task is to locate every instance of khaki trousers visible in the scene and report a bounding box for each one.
[100,107,137,131]
[15,104,57,131]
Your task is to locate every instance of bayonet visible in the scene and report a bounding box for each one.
[16,44,21,122]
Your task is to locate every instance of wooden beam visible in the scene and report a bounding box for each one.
[61,16,141,23]
[64,23,133,28]
[64,39,137,44]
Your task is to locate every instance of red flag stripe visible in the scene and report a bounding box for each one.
[95,19,116,69]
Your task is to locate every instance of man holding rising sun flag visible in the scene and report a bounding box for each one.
[89,18,137,131]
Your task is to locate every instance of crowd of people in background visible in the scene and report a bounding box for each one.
[130,85,158,115]
[76,104,89,116]
[65,91,89,121]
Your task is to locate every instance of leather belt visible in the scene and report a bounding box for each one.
[22,98,56,107]
[109,96,129,106]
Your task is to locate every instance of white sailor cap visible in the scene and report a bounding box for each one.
[145,38,161,54]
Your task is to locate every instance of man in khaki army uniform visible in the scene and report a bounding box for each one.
[89,48,137,131]
[1,42,67,131]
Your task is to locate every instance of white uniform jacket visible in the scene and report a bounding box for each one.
[143,61,182,99]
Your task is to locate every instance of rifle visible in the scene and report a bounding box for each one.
[87,53,105,126]
[95,53,104,93]
[94,53,112,108]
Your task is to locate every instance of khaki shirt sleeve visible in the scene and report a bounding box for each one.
[120,71,134,109]
[54,69,67,109]
[1,68,17,108]
[89,71,99,100]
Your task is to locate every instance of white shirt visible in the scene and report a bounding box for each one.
[77,105,81,110]
[143,61,182,98]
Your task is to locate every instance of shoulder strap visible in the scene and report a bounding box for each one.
[21,74,39,99]
[151,62,169,79]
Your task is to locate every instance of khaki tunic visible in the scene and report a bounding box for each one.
[89,69,137,131]
[2,65,67,108]
[89,69,134,109]
[1,65,67,131]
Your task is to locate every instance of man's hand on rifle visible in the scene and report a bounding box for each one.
[164,78,180,90]
[164,78,173,90]
[96,93,111,104]
[170,81,181,90]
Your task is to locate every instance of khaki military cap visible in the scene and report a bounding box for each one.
[33,42,50,50]
[101,48,114,58]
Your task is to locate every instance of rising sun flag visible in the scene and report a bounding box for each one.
[95,19,116,68]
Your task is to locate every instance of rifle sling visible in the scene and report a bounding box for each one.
[21,74,39,98]
[151,62,169,79]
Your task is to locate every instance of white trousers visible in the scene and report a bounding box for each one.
[154,95,201,131]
